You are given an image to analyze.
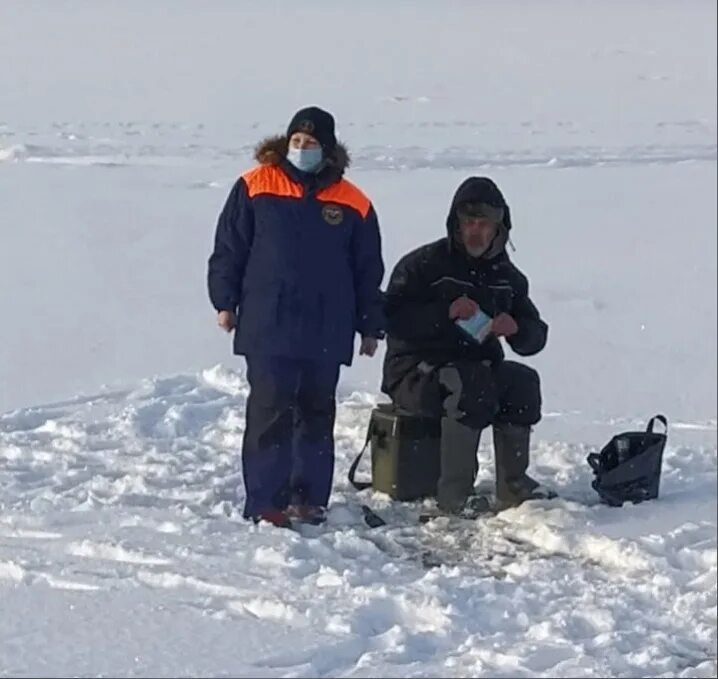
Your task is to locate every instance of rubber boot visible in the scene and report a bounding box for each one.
[493,422,553,508]
[436,416,481,514]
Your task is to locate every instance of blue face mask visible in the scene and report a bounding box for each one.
[287,147,323,173]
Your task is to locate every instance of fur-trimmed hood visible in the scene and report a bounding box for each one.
[254,135,351,176]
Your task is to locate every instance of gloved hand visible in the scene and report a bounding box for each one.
[490,312,518,337]
[448,295,479,320]
[359,337,379,357]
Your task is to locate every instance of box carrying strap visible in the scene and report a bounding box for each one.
[347,421,373,491]
[346,418,388,528]
[646,414,668,434]
[586,451,602,473]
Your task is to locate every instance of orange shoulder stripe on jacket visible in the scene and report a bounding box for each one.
[317,179,371,219]
[242,165,303,199]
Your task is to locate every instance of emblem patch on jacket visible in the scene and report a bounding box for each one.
[322,204,344,225]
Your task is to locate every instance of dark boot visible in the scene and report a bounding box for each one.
[493,423,554,508]
[421,494,492,523]
[436,417,481,514]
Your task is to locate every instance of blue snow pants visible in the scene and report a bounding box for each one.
[241,356,341,519]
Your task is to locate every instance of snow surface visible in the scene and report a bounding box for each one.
[1,366,716,677]
[1,0,716,676]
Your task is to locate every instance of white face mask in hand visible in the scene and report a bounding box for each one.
[287,147,323,173]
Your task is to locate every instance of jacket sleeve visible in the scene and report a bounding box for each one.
[507,276,548,356]
[351,205,386,338]
[207,179,254,313]
[384,250,454,342]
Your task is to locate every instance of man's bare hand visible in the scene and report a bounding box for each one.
[217,310,237,333]
[449,295,479,321]
[491,312,519,337]
[359,337,379,357]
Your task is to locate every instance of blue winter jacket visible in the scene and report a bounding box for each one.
[207,136,385,366]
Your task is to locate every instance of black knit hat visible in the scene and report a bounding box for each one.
[287,106,337,151]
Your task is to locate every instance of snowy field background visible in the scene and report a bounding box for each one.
[1,1,716,677]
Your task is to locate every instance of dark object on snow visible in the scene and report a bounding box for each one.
[360,503,388,528]
[587,415,667,506]
[348,403,441,501]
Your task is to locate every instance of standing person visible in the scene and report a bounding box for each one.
[382,177,552,518]
[208,107,385,527]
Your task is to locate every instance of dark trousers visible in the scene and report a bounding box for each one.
[242,356,340,519]
[390,359,542,509]
[391,359,542,429]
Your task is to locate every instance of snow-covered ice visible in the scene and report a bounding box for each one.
[1,0,716,676]
[0,366,716,676]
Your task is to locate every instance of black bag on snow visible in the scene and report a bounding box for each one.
[347,403,441,501]
[587,414,667,506]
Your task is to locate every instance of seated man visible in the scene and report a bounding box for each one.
[381,176,552,518]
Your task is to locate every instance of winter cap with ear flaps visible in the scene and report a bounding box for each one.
[447,177,513,256]
[447,177,512,235]
[456,202,505,224]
